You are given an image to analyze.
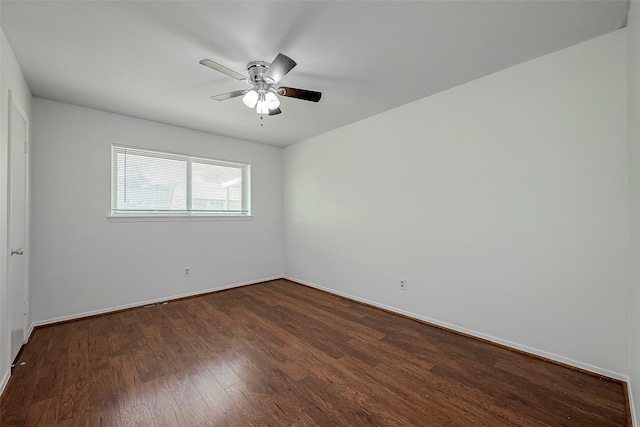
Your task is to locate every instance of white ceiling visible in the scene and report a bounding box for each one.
[0,1,629,147]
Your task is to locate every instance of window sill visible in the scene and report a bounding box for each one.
[108,215,253,223]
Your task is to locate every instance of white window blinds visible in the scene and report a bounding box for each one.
[111,145,250,217]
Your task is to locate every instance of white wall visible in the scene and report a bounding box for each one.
[628,0,640,423]
[0,28,32,392]
[30,98,283,324]
[284,30,629,378]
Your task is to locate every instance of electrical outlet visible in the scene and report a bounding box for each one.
[399,278,407,291]
[184,267,191,277]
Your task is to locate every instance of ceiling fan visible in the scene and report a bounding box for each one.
[199,53,321,116]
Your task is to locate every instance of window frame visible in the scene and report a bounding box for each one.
[110,144,251,220]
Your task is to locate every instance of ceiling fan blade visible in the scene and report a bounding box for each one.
[210,90,247,101]
[264,53,296,84]
[278,86,322,103]
[200,59,246,81]
[269,107,282,116]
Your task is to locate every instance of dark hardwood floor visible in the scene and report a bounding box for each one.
[0,279,630,426]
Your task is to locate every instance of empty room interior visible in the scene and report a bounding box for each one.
[1,0,640,425]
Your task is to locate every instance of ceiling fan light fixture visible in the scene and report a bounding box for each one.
[242,90,258,108]
[256,92,269,114]
[265,91,280,110]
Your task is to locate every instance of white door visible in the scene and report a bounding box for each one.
[8,91,28,363]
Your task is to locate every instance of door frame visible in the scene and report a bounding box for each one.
[7,89,30,351]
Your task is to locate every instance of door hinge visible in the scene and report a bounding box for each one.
[23,300,28,315]
[24,141,28,154]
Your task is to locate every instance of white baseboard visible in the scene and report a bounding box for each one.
[30,276,281,328]
[629,384,637,427]
[26,322,34,342]
[0,368,10,398]
[285,276,628,383]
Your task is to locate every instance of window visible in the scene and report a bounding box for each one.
[111,145,250,217]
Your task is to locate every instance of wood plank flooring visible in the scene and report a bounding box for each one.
[0,279,630,426]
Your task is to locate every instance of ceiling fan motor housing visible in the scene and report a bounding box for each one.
[247,61,271,85]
